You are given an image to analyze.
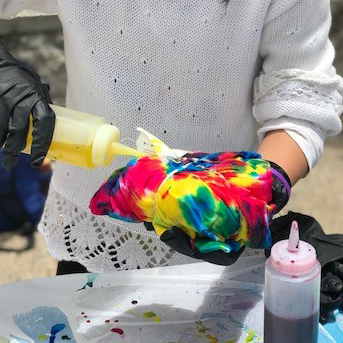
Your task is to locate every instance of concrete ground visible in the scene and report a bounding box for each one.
[0,9,343,286]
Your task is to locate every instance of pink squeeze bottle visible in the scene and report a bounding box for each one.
[264,221,321,343]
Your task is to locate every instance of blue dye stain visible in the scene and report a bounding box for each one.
[77,273,100,291]
[178,186,217,240]
[216,322,229,331]
[228,314,247,329]
[200,312,247,329]
[126,158,138,168]
[166,160,183,174]
[200,312,227,321]
[224,239,242,252]
[108,211,139,222]
[240,151,261,160]
[13,307,75,343]
[50,324,66,343]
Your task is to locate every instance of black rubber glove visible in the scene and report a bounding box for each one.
[144,160,290,266]
[0,35,55,169]
[144,223,245,265]
[266,212,343,324]
[267,160,291,214]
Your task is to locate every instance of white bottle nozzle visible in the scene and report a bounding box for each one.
[287,221,300,253]
[111,142,143,157]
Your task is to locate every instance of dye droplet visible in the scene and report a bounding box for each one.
[196,321,209,333]
[86,320,91,323]
[105,320,110,323]
[206,334,218,342]
[143,311,157,318]
[131,300,138,305]
[291,260,295,263]
[245,330,256,342]
[115,319,119,323]
[81,312,85,315]
[111,328,124,335]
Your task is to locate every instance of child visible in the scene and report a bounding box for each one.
[0,152,51,243]
[0,0,342,274]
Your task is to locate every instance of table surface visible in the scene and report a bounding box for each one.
[0,256,341,343]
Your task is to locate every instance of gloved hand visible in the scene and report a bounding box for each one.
[267,160,291,213]
[144,222,246,265]
[266,212,343,324]
[0,35,55,169]
[144,160,291,266]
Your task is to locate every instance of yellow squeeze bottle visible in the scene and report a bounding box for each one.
[23,104,141,168]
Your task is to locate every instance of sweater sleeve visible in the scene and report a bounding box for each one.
[253,0,343,169]
[0,0,57,19]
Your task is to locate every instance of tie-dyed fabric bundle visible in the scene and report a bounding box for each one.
[90,143,276,254]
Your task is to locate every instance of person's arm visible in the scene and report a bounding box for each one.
[257,129,308,186]
[253,0,343,183]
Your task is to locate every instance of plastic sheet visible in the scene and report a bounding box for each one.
[0,257,341,342]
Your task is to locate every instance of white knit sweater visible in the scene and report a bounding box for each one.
[1,0,342,272]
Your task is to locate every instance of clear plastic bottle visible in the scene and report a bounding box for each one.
[264,221,321,343]
[22,105,141,168]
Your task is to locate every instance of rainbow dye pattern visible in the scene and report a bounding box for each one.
[90,151,276,253]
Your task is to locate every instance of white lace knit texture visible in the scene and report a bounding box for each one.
[1,0,342,272]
